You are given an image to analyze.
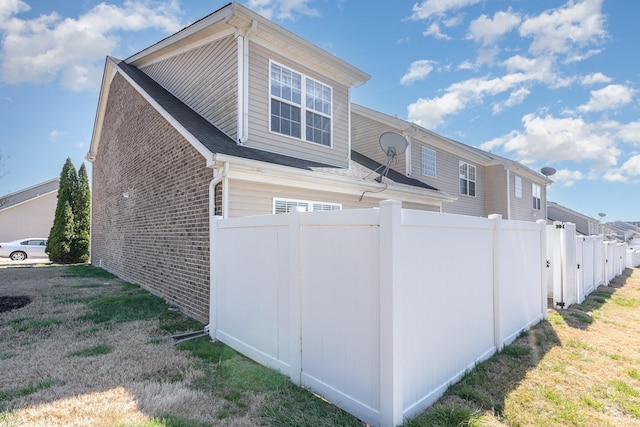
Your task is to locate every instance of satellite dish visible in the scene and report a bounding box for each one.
[540,167,556,177]
[598,213,606,218]
[379,132,408,157]
[376,132,408,183]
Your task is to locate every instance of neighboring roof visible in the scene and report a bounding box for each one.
[351,103,552,185]
[546,201,598,224]
[0,178,59,210]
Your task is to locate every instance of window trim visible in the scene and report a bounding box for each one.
[459,161,476,197]
[273,197,341,214]
[421,146,436,178]
[269,60,333,148]
[532,183,541,210]
[514,175,522,199]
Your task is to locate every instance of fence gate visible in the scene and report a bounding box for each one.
[547,222,578,309]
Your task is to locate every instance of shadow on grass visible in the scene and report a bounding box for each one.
[556,268,635,330]
[407,268,637,426]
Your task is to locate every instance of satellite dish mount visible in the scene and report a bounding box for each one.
[376,132,408,183]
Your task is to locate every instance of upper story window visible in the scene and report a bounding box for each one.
[514,175,522,198]
[532,183,541,210]
[459,161,476,197]
[421,146,436,177]
[273,198,341,214]
[270,62,332,147]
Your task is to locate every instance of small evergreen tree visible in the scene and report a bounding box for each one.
[46,200,75,262]
[47,158,90,263]
[71,163,91,262]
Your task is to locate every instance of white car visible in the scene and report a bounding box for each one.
[0,238,48,260]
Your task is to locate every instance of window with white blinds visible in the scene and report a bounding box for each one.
[273,198,341,214]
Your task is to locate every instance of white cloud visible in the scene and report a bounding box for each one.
[492,87,530,114]
[616,121,640,144]
[423,22,451,40]
[519,0,607,59]
[411,0,480,20]
[247,0,319,20]
[400,60,437,85]
[577,84,635,113]
[49,129,67,142]
[580,72,611,85]
[0,1,185,90]
[467,9,521,46]
[408,71,541,128]
[552,169,585,187]
[0,0,29,22]
[480,113,621,169]
[604,155,640,183]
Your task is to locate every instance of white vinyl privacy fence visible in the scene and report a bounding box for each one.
[546,221,638,310]
[209,200,548,427]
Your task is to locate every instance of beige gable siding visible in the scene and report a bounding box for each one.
[484,165,507,217]
[245,42,350,168]
[140,36,238,140]
[351,112,408,174]
[226,179,438,218]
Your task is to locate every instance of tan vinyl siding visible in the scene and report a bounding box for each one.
[140,36,238,140]
[510,174,545,221]
[351,112,408,174]
[407,135,485,217]
[484,165,507,218]
[226,179,438,217]
[246,42,350,167]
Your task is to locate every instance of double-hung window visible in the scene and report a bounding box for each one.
[532,183,541,210]
[270,62,332,147]
[421,146,436,177]
[459,161,476,197]
[273,198,341,214]
[514,175,522,198]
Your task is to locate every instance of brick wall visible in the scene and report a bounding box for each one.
[91,73,212,323]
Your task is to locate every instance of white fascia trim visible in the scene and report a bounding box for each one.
[128,28,236,69]
[213,153,456,204]
[87,58,119,162]
[112,62,215,165]
[126,7,234,65]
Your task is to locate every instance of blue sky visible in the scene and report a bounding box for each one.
[0,0,638,222]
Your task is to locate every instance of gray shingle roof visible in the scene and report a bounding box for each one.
[116,60,439,192]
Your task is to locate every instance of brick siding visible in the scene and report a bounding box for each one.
[91,73,211,322]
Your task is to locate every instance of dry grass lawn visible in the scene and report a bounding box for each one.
[0,265,260,427]
[2,264,640,427]
[417,267,640,426]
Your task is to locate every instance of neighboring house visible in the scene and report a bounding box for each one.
[546,201,603,235]
[351,104,552,221]
[87,2,456,322]
[605,221,640,242]
[0,178,58,242]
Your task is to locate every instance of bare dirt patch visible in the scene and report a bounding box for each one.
[0,296,31,313]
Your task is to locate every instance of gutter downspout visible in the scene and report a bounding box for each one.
[208,161,229,340]
[236,20,257,144]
